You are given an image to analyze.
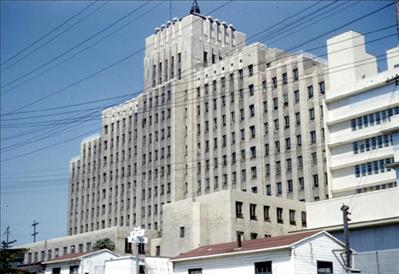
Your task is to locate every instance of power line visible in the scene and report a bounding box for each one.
[6,0,390,116]
[0,1,151,89]
[0,1,98,67]
[1,1,110,72]
[1,0,163,95]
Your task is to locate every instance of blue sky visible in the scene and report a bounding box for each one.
[1,0,396,245]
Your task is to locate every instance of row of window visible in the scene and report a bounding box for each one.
[235,201,307,226]
[27,243,91,263]
[354,157,394,177]
[350,106,399,131]
[353,135,393,154]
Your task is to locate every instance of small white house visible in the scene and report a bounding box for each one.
[43,249,118,274]
[104,255,172,274]
[172,231,353,274]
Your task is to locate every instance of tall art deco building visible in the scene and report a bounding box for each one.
[68,3,328,237]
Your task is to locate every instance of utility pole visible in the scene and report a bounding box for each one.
[341,204,352,271]
[2,226,17,248]
[31,220,39,243]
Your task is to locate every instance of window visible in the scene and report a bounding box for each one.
[294,90,300,102]
[310,130,316,144]
[273,97,278,110]
[282,73,288,84]
[189,269,202,274]
[299,177,304,190]
[236,201,243,218]
[266,184,271,195]
[308,85,314,98]
[263,206,270,221]
[272,77,277,88]
[284,116,290,128]
[250,126,256,138]
[249,84,255,96]
[317,261,333,274]
[248,65,254,76]
[309,108,315,120]
[255,261,272,274]
[249,104,255,117]
[293,68,299,80]
[274,119,279,130]
[52,268,61,274]
[295,112,300,125]
[319,81,325,94]
[250,204,257,220]
[277,182,282,194]
[297,135,302,146]
[302,211,307,227]
[313,174,319,187]
[287,179,293,192]
[289,210,296,225]
[78,244,83,253]
[250,233,258,240]
[179,226,185,238]
[277,207,283,223]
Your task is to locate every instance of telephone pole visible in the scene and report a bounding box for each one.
[341,204,352,271]
[2,226,17,248]
[31,220,39,243]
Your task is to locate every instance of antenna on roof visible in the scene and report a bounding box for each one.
[190,0,201,14]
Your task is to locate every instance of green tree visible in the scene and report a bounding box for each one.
[0,248,30,274]
[92,238,115,251]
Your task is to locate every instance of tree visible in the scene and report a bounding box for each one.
[0,248,30,274]
[92,238,115,251]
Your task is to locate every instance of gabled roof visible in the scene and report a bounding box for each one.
[44,249,118,265]
[45,252,88,264]
[172,231,341,262]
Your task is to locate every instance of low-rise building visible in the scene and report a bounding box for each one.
[172,230,351,274]
[158,189,306,257]
[42,249,118,274]
[17,226,158,265]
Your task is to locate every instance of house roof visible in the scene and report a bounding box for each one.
[172,230,327,262]
[43,249,119,265]
[45,252,88,264]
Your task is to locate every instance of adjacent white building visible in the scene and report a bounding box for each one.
[172,231,351,274]
[324,30,399,198]
[42,249,118,274]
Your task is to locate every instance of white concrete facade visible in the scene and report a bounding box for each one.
[68,9,329,240]
[306,187,399,229]
[159,189,306,257]
[325,31,399,197]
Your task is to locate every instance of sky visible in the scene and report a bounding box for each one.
[0,0,397,246]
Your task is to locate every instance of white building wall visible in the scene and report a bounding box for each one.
[306,188,399,229]
[80,252,118,274]
[325,30,399,197]
[105,257,137,274]
[173,250,292,274]
[293,234,347,274]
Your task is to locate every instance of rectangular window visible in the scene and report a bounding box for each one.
[263,206,270,221]
[236,201,243,218]
[308,85,314,98]
[293,68,299,80]
[319,81,325,94]
[250,204,257,220]
[277,208,283,223]
[317,261,333,274]
[289,210,296,225]
[179,226,185,238]
[189,269,202,274]
[255,261,272,274]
